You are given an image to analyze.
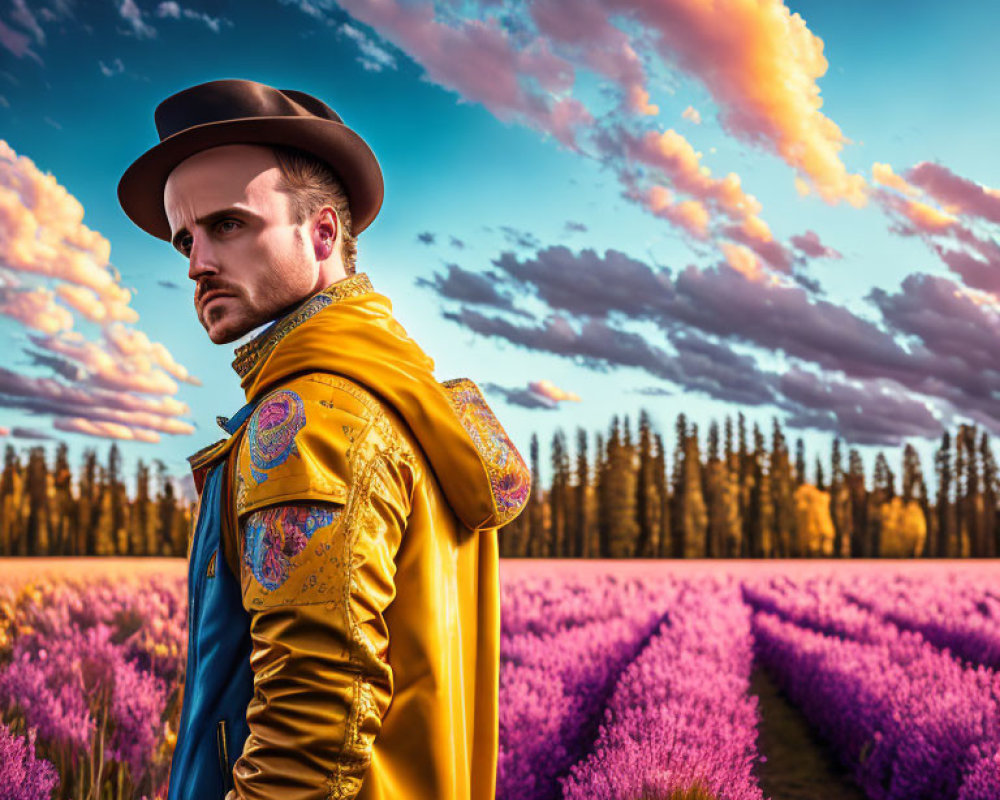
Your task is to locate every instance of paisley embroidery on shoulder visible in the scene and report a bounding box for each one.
[243,504,343,591]
[247,389,306,483]
[440,377,531,525]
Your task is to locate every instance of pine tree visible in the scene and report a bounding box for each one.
[549,429,570,557]
[848,449,869,557]
[935,431,954,558]
[573,427,589,558]
[980,431,999,558]
[604,415,638,557]
[795,437,807,487]
[653,432,669,557]
[634,410,657,557]
[769,417,797,557]
[595,431,609,558]
[528,433,544,557]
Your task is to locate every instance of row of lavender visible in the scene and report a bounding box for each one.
[498,573,767,800]
[743,571,1000,799]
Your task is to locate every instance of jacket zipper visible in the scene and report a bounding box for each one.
[217,718,233,795]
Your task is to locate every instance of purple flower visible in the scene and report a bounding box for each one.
[0,721,59,800]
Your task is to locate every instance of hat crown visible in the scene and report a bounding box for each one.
[154,79,344,142]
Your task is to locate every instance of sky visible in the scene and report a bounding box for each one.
[2,0,1000,498]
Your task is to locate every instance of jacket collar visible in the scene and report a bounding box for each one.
[231,271,374,384]
[231,274,531,532]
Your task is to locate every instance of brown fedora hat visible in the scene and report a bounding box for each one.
[117,78,383,241]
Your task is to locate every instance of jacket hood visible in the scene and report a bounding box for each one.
[238,283,531,533]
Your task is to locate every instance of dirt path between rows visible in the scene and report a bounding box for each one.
[750,665,867,800]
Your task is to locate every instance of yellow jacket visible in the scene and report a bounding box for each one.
[200,271,530,799]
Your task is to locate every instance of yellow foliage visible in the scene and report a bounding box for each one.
[793,483,835,556]
[879,496,927,557]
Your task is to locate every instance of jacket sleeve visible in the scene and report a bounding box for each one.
[228,376,414,800]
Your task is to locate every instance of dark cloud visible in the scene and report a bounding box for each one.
[24,348,87,381]
[445,305,779,409]
[449,235,465,249]
[867,272,1000,408]
[8,426,56,440]
[431,239,1000,443]
[498,225,541,250]
[791,230,842,259]
[670,262,912,380]
[632,386,674,396]
[442,307,683,380]
[790,272,825,295]
[777,367,942,446]
[666,328,779,406]
[416,231,435,245]
[157,279,182,290]
[415,264,529,316]
[564,221,587,233]
[492,245,675,318]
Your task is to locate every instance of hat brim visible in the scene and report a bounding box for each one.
[117,116,384,241]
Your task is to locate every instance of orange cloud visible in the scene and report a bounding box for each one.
[682,105,701,124]
[0,286,73,333]
[625,129,771,238]
[0,140,198,441]
[105,323,201,385]
[901,199,957,233]
[56,283,138,325]
[54,417,162,443]
[530,378,581,404]
[721,242,777,285]
[0,141,133,315]
[632,0,868,206]
[872,162,920,197]
[644,185,711,239]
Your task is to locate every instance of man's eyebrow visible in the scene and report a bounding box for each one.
[170,207,257,250]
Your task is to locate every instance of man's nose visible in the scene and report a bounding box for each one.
[187,232,218,281]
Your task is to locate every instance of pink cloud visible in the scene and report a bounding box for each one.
[0,141,197,440]
[0,18,42,63]
[0,286,73,333]
[528,378,581,404]
[790,230,842,260]
[530,0,656,114]
[905,161,1000,225]
[54,417,161,443]
[0,365,195,440]
[334,0,592,150]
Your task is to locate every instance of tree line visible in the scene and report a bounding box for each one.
[0,408,996,559]
[0,441,190,557]
[498,410,997,559]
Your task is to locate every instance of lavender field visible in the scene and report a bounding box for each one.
[0,558,997,800]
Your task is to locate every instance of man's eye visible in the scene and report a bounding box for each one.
[218,219,239,233]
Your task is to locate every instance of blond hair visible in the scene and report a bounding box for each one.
[269,144,358,275]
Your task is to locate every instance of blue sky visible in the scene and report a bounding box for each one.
[2,0,1000,496]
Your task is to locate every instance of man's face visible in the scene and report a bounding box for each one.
[164,143,317,344]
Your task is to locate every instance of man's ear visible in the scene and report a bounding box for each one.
[312,207,339,260]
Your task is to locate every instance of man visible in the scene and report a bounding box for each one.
[117,78,531,800]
